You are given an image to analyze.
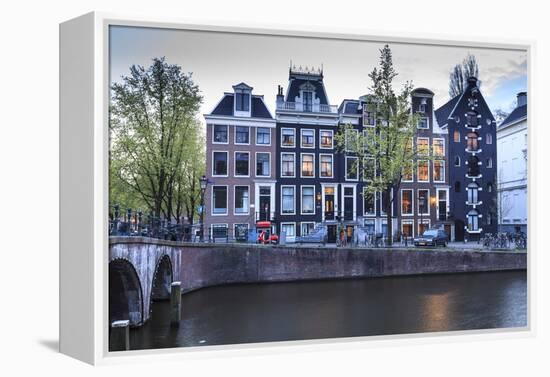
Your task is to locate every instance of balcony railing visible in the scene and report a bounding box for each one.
[277,101,338,114]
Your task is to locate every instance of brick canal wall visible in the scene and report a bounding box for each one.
[109,238,527,295]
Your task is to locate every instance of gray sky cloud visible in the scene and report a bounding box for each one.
[110,26,527,121]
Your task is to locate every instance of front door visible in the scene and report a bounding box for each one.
[444,224,452,241]
[324,187,335,221]
[259,186,271,221]
[455,220,465,242]
[343,187,354,221]
[327,224,337,243]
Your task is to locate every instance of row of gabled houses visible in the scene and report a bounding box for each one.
[202,65,501,243]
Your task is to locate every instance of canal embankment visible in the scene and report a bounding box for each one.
[109,237,526,295]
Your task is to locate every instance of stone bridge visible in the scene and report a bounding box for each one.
[109,237,527,327]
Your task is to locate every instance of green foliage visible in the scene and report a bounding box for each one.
[109,57,204,222]
[335,44,435,244]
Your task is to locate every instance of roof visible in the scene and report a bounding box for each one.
[412,87,435,96]
[434,94,461,126]
[210,94,273,119]
[499,105,527,128]
[286,71,329,105]
[338,99,360,114]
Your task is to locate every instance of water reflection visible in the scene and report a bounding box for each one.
[129,271,527,350]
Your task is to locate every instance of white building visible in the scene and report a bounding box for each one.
[497,92,527,233]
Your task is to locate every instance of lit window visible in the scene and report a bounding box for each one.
[433,139,444,156]
[418,160,429,182]
[320,155,333,178]
[467,132,479,151]
[301,129,315,148]
[401,190,413,215]
[281,153,295,177]
[301,154,314,177]
[234,186,249,214]
[417,138,429,155]
[454,130,460,143]
[320,130,333,148]
[281,128,295,147]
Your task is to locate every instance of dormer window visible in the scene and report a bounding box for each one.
[303,91,313,112]
[417,117,429,129]
[235,92,250,112]
[419,98,427,113]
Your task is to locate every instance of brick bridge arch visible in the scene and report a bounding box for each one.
[109,240,182,325]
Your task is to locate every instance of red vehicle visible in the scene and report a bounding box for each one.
[256,221,279,244]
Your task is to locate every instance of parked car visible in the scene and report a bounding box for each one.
[413,229,448,247]
[295,225,327,245]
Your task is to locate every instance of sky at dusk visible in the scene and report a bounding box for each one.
[110,25,527,123]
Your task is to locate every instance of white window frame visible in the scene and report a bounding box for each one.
[280,185,296,215]
[281,127,296,148]
[280,222,296,238]
[362,157,376,182]
[211,223,229,237]
[211,150,229,177]
[401,189,414,216]
[417,160,430,182]
[432,138,445,157]
[234,223,249,239]
[401,219,414,238]
[345,129,359,152]
[234,125,250,145]
[300,153,316,178]
[402,159,414,182]
[417,116,429,129]
[362,104,376,127]
[212,124,229,145]
[234,151,250,177]
[433,160,445,183]
[301,128,316,149]
[417,137,430,156]
[319,129,334,149]
[211,185,228,216]
[345,156,359,181]
[417,219,431,235]
[300,185,316,215]
[255,127,271,146]
[342,184,357,221]
[363,187,376,217]
[233,185,250,216]
[255,151,271,178]
[417,189,430,216]
[300,222,316,236]
[319,153,334,178]
[280,152,296,178]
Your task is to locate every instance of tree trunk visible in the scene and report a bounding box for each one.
[386,187,393,246]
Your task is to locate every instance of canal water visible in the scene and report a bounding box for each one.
[129,271,527,350]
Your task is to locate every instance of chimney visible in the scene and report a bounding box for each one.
[517,92,527,107]
[276,85,284,105]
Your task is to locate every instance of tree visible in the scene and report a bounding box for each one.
[109,57,203,221]
[449,54,480,97]
[336,44,425,246]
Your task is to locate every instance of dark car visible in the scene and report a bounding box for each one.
[413,229,448,247]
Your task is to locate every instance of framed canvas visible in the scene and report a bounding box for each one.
[60,12,533,365]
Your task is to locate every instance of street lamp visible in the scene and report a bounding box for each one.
[199,175,208,242]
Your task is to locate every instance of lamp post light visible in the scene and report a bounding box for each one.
[199,175,208,242]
